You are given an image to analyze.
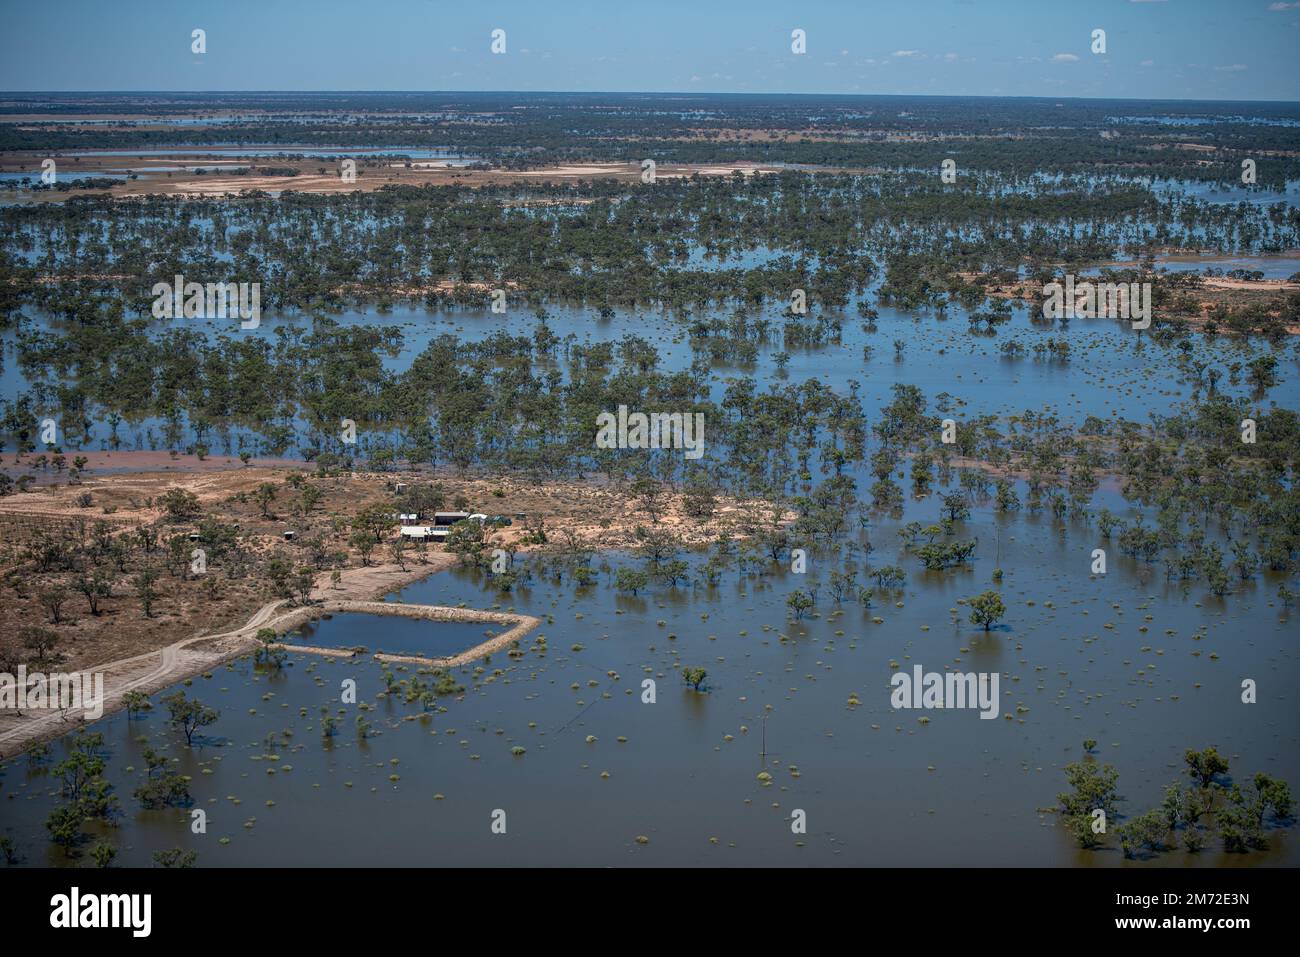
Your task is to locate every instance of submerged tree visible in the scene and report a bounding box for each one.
[681,666,708,692]
[967,590,1006,631]
[162,691,219,747]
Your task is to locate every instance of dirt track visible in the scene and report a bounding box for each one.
[0,557,449,759]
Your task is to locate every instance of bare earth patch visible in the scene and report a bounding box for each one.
[0,462,782,757]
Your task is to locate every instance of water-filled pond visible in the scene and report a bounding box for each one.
[286,612,501,658]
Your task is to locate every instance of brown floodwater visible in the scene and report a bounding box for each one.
[2,480,1296,867]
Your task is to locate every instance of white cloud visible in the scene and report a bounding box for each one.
[1268,2,1300,11]
[1051,53,1080,63]
[1214,63,1248,71]
[892,49,923,58]
[1140,59,1154,66]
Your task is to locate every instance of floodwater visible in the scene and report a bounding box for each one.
[47,147,480,162]
[1,192,1297,867]
[4,284,1298,460]
[2,482,1296,866]
[0,171,126,186]
[1150,254,1300,281]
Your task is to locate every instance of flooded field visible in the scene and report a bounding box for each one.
[4,285,1298,461]
[2,468,1296,867]
[1,89,1297,875]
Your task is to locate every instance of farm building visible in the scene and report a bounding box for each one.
[432,511,471,526]
[400,525,450,540]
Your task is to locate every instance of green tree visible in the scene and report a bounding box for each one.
[162,691,219,747]
[1117,810,1168,859]
[614,567,649,596]
[967,590,1006,631]
[38,584,70,624]
[159,488,202,522]
[785,588,814,619]
[1058,761,1120,818]
[74,568,113,616]
[349,529,377,566]
[133,747,192,809]
[254,627,286,669]
[1185,747,1229,789]
[631,477,668,524]
[133,565,159,618]
[253,482,278,518]
[681,666,708,692]
[45,803,84,852]
[20,626,63,667]
[153,848,198,868]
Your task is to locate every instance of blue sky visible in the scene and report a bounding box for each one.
[1,0,1297,100]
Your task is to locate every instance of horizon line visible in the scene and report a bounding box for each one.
[2,90,1299,107]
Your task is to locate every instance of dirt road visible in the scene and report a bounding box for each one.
[0,557,451,759]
